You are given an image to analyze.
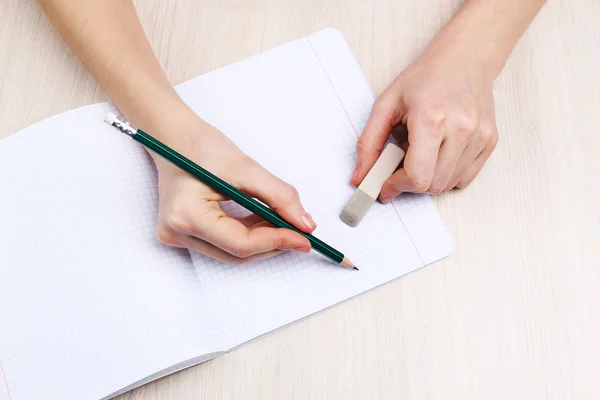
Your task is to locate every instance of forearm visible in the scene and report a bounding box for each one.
[423,0,547,80]
[38,0,198,141]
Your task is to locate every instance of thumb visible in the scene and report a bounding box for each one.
[379,168,419,203]
[352,94,401,187]
[240,165,317,234]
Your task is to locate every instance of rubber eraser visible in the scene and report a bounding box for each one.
[339,143,405,227]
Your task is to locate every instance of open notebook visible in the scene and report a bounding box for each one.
[0,29,454,399]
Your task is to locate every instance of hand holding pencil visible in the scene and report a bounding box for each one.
[130,112,322,264]
[105,111,356,269]
[38,0,326,266]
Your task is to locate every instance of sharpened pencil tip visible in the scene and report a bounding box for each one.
[353,267,359,271]
[340,257,356,270]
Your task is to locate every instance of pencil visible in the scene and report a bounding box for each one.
[103,112,357,270]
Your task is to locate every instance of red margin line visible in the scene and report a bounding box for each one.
[391,203,425,265]
[0,360,12,400]
[306,36,359,137]
[306,35,425,266]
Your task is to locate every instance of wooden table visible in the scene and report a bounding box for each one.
[2,1,599,399]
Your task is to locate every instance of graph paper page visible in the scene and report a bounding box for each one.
[180,29,455,350]
[0,104,215,400]
[0,28,454,400]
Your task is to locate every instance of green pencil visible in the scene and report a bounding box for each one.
[104,112,357,270]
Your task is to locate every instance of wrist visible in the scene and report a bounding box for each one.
[123,98,216,171]
[421,2,519,83]
[150,117,216,171]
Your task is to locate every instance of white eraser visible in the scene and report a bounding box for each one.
[357,143,405,198]
[339,143,405,227]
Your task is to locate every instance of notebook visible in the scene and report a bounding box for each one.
[0,28,454,399]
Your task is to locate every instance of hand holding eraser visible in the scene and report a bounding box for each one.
[339,143,405,227]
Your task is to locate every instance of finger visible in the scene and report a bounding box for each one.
[456,141,496,189]
[428,137,469,194]
[213,218,312,258]
[449,121,497,189]
[157,219,287,264]
[170,206,312,258]
[353,94,402,186]
[445,141,484,190]
[181,234,284,265]
[239,166,317,233]
[379,168,425,203]
[402,113,444,190]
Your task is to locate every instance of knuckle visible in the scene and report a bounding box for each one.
[356,137,371,154]
[478,120,498,147]
[357,136,382,159]
[156,225,178,246]
[372,95,393,115]
[271,231,286,250]
[276,184,300,205]
[371,97,386,112]
[369,95,398,124]
[406,174,431,192]
[424,105,447,131]
[456,109,479,137]
[478,120,494,138]
[211,251,246,265]
[489,132,499,149]
[228,256,247,265]
[164,211,192,234]
[428,185,445,195]
[474,131,489,148]
[230,241,253,259]
[456,179,472,189]
[388,180,404,194]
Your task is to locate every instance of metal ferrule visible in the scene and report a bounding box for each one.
[110,115,137,137]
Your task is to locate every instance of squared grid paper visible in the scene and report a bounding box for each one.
[0,104,215,399]
[184,29,455,350]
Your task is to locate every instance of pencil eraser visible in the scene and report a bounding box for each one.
[104,112,118,126]
[339,143,405,227]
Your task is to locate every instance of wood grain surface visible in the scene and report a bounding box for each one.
[1,1,599,399]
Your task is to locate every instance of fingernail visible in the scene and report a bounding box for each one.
[301,214,316,230]
[380,196,392,204]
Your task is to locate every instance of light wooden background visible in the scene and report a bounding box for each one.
[2,0,599,399]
